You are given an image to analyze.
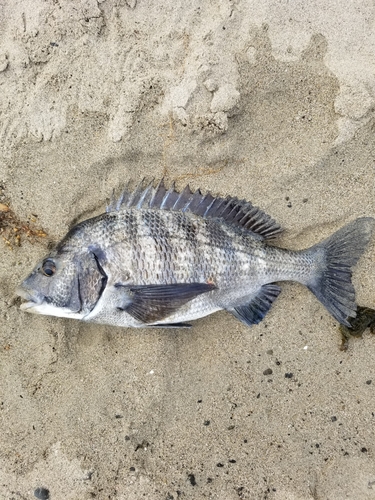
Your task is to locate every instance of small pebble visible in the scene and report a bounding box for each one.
[188,473,196,486]
[34,488,50,500]
[331,416,337,422]
[366,380,372,385]
[285,373,293,379]
[263,368,273,375]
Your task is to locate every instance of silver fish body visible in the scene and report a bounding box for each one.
[18,181,374,329]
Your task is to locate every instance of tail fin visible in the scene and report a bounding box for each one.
[306,217,374,326]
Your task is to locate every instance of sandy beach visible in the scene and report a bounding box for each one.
[1,1,375,498]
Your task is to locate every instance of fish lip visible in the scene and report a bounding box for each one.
[20,301,39,311]
[16,287,44,308]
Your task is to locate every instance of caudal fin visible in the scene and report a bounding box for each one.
[306,217,374,326]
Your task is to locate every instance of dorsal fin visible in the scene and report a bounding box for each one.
[107,179,283,240]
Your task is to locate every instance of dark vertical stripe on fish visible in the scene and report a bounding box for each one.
[205,218,235,251]
[126,209,139,241]
[126,210,141,282]
[141,210,176,283]
[204,218,236,286]
[175,212,202,282]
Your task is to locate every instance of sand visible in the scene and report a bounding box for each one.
[1,1,375,499]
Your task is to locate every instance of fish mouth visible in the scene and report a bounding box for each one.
[16,287,44,312]
[20,301,39,311]
[16,287,85,319]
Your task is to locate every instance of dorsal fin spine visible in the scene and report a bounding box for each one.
[109,179,283,240]
[203,196,217,217]
[136,181,154,208]
[149,178,166,208]
[160,182,176,209]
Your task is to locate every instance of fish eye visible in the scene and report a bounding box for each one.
[41,260,56,277]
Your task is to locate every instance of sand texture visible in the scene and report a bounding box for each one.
[1,1,375,499]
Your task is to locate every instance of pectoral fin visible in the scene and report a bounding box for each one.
[115,282,216,324]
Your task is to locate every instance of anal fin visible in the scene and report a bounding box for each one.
[229,284,281,326]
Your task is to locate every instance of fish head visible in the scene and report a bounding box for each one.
[17,247,107,319]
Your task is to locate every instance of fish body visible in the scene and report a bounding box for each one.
[18,180,374,329]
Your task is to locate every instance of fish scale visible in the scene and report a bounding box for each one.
[17,180,374,330]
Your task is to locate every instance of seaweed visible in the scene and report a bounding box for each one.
[339,306,375,351]
[0,191,47,249]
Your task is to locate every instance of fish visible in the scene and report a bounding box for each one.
[17,179,374,329]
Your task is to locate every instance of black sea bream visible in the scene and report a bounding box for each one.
[18,180,374,329]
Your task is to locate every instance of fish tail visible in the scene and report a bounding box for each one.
[306,217,374,326]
